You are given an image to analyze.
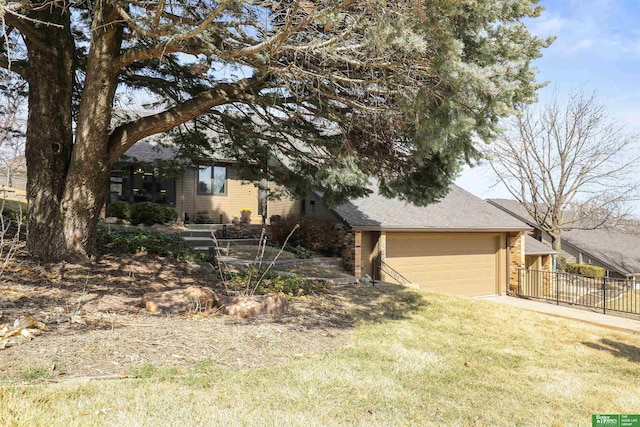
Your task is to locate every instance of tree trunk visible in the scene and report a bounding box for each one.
[24,7,75,262]
[551,233,562,252]
[59,0,123,261]
[25,1,121,262]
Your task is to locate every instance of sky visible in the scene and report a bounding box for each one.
[455,0,640,212]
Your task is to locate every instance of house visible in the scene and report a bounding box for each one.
[112,141,551,297]
[488,199,640,280]
[111,141,263,224]
[272,186,542,297]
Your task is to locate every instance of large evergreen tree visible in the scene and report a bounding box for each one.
[0,0,550,262]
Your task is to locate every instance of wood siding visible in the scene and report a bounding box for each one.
[267,185,302,220]
[177,166,260,223]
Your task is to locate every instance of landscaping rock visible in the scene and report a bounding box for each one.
[142,286,219,314]
[182,261,214,274]
[220,293,289,318]
[103,217,119,224]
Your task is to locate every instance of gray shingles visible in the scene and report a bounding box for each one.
[118,141,180,163]
[562,228,640,276]
[488,198,640,276]
[486,199,537,226]
[331,185,530,230]
[524,235,556,255]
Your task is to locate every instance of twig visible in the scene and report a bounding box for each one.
[210,229,230,294]
[252,224,299,295]
[245,227,267,295]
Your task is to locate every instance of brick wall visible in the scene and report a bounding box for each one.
[342,229,361,277]
[509,232,525,293]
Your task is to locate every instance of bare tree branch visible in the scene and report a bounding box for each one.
[487,89,640,251]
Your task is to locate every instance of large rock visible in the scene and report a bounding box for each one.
[142,286,219,314]
[220,293,289,318]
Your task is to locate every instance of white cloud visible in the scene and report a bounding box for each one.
[573,38,595,50]
[530,16,567,37]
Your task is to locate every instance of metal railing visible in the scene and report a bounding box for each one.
[378,260,411,286]
[518,269,640,316]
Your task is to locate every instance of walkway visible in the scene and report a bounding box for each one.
[482,295,640,334]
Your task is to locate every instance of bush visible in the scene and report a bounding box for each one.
[557,256,568,272]
[227,270,325,297]
[130,202,166,226]
[566,263,606,278]
[3,207,27,222]
[97,225,202,261]
[106,201,131,219]
[284,244,314,259]
[162,207,178,224]
[194,211,209,224]
[271,214,341,252]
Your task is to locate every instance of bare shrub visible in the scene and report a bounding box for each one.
[271,215,340,252]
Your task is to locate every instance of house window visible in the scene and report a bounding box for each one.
[198,165,227,195]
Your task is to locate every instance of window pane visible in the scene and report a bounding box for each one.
[213,166,226,194]
[198,166,213,194]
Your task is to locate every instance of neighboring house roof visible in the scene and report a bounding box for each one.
[117,141,235,165]
[3,155,27,171]
[562,228,640,277]
[487,198,640,277]
[487,199,538,226]
[118,141,180,164]
[524,235,556,256]
[330,185,531,231]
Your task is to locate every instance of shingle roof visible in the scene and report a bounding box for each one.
[562,228,640,276]
[118,141,180,163]
[487,199,537,226]
[118,141,235,165]
[487,198,640,277]
[524,235,556,255]
[331,185,531,231]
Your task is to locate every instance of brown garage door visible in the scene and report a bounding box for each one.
[386,233,499,296]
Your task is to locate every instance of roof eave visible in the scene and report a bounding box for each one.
[525,250,557,256]
[349,226,533,233]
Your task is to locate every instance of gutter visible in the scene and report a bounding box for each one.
[348,226,533,233]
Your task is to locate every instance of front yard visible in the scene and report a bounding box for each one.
[1,249,639,426]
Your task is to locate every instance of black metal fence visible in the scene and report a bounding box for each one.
[517,269,640,316]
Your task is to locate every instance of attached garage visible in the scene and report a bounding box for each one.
[330,185,532,297]
[384,232,502,296]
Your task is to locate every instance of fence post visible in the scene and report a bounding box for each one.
[602,278,606,315]
[556,271,560,306]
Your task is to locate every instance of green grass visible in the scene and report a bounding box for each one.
[0,198,26,209]
[18,365,52,381]
[2,291,640,426]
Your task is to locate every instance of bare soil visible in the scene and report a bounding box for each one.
[0,247,412,381]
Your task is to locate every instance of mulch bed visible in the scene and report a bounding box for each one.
[0,247,409,380]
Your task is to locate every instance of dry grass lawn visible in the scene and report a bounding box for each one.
[226,244,297,261]
[2,288,639,426]
[274,262,355,279]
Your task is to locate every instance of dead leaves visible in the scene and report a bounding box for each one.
[0,317,45,349]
